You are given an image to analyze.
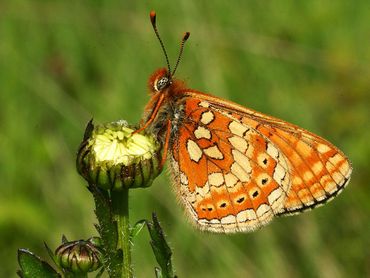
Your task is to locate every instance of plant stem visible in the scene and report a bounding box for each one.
[112,188,132,278]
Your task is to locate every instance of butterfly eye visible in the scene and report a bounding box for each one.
[154,76,171,92]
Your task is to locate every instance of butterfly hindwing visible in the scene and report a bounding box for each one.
[169,93,352,233]
[170,97,290,232]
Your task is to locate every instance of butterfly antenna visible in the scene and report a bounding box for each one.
[172,32,190,76]
[150,11,172,75]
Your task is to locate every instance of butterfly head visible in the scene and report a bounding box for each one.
[155,75,171,91]
[148,11,190,95]
[151,68,172,93]
[148,68,173,94]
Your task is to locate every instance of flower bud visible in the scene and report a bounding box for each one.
[55,237,102,274]
[77,120,162,190]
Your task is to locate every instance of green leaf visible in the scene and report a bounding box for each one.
[108,249,123,277]
[89,183,117,251]
[131,220,146,239]
[154,267,162,278]
[89,183,121,277]
[147,213,175,278]
[17,249,61,278]
[95,266,105,278]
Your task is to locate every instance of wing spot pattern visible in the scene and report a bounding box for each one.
[249,187,261,199]
[194,126,211,139]
[187,139,203,162]
[204,145,224,160]
[200,111,215,125]
[198,101,210,108]
[208,172,224,187]
[180,172,188,185]
[236,209,257,223]
[268,188,284,207]
[317,143,331,153]
[195,182,210,197]
[224,172,238,188]
[312,161,324,175]
[266,142,279,159]
[256,204,271,219]
[231,162,250,182]
[236,196,246,204]
[229,121,248,137]
[232,149,252,174]
[257,153,270,168]
[228,136,249,153]
[221,215,236,224]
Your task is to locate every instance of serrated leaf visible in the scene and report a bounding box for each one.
[108,249,123,277]
[95,266,105,278]
[147,213,175,278]
[89,183,122,277]
[131,220,146,239]
[18,249,60,278]
[90,183,117,252]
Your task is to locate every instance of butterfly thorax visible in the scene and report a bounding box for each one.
[142,68,187,142]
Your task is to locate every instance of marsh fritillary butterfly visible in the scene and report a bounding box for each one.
[139,11,352,233]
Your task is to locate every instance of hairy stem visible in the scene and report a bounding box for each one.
[112,188,132,278]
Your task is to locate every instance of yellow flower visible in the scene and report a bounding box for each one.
[77,120,162,190]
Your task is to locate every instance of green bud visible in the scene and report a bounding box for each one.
[55,237,102,274]
[77,120,162,190]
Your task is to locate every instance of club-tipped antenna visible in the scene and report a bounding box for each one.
[172,32,190,76]
[150,11,172,75]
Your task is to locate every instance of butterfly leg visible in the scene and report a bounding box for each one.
[159,119,172,169]
[134,93,166,134]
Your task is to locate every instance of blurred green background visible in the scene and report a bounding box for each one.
[1,1,369,277]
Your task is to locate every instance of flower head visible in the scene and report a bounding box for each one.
[77,120,162,190]
[55,237,102,274]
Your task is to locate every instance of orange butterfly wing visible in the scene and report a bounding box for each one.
[169,92,352,233]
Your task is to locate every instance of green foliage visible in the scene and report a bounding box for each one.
[147,213,175,278]
[89,184,122,277]
[17,249,60,278]
[131,220,146,239]
[2,1,370,277]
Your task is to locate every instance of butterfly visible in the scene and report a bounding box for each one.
[138,11,352,233]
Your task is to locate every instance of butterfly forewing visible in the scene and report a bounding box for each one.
[168,92,352,233]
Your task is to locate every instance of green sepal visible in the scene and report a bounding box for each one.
[61,235,69,244]
[17,249,61,278]
[147,213,175,278]
[83,119,94,141]
[44,242,58,269]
